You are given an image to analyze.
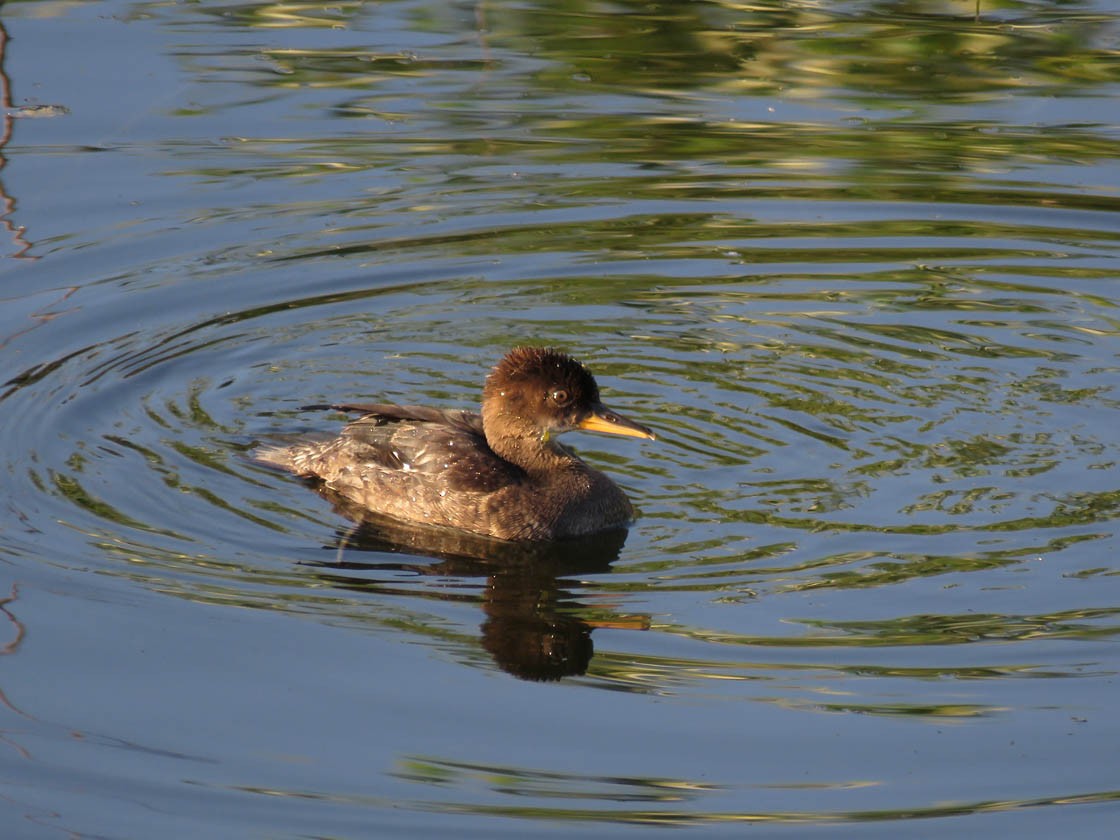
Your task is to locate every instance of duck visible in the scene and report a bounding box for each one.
[256,346,654,541]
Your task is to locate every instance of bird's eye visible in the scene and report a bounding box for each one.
[550,388,571,406]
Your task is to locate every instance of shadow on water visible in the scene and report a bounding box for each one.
[302,491,643,682]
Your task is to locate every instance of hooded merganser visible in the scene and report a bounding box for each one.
[257,346,655,541]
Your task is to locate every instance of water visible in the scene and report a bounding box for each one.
[2,0,1119,836]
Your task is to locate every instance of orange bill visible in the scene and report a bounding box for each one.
[577,404,656,440]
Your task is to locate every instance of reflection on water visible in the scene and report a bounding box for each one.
[306,499,638,681]
[0,22,36,261]
[2,0,1120,834]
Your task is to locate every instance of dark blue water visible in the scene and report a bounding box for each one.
[2,0,1119,836]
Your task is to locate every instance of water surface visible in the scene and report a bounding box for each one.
[2,0,1119,836]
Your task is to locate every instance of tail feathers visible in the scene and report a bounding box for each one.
[253,439,332,475]
[254,444,298,471]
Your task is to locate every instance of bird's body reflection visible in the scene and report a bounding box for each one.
[302,491,647,681]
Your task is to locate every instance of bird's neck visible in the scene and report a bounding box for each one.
[482,410,580,477]
[495,432,580,475]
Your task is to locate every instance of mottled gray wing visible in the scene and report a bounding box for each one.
[337,406,519,493]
